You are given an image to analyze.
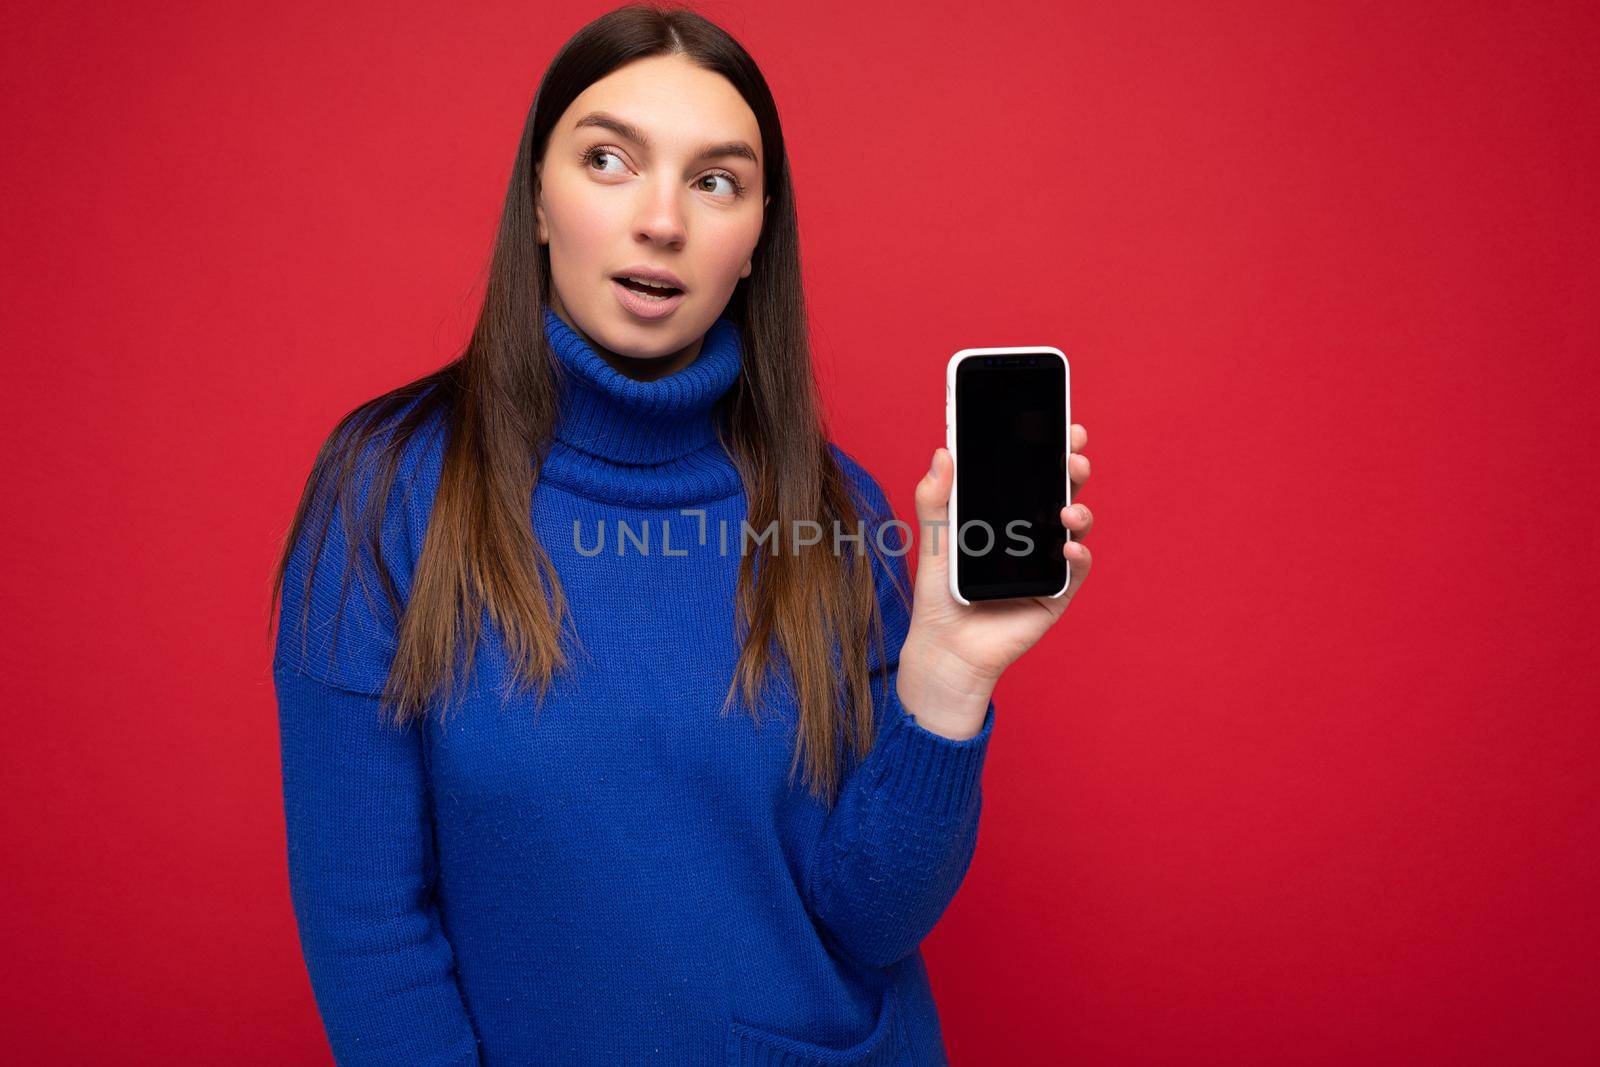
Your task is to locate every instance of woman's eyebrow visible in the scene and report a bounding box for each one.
[573,111,758,164]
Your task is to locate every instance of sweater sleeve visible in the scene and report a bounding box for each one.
[803,448,997,971]
[274,670,483,1066]
[271,416,481,1066]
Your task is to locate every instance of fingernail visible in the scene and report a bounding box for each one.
[929,450,939,476]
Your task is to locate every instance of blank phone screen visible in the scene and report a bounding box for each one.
[953,354,1068,601]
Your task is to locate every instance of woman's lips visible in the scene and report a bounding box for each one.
[612,277,686,320]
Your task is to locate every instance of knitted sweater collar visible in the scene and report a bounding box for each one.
[538,306,746,507]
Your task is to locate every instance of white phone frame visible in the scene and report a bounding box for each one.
[945,345,1071,606]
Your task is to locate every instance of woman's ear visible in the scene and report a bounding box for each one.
[741,195,769,277]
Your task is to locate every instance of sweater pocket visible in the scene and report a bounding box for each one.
[725,984,907,1067]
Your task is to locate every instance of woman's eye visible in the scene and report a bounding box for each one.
[583,146,744,198]
[697,173,743,198]
[583,147,627,174]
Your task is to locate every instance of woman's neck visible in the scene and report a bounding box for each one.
[548,300,704,382]
[537,303,745,506]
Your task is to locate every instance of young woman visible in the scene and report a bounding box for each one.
[269,5,1095,1065]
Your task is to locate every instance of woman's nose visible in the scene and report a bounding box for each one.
[633,178,687,246]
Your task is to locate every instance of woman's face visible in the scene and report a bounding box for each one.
[535,54,769,379]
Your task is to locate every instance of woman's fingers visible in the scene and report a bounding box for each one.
[1061,502,1093,540]
[1069,424,1089,503]
[913,448,954,592]
[1061,536,1092,596]
[1061,425,1093,595]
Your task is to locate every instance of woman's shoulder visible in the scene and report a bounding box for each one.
[273,376,454,691]
[826,441,895,522]
[289,378,455,561]
[329,376,452,498]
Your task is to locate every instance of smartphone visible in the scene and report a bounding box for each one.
[945,344,1071,604]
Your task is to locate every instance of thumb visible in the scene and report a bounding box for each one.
[914,447,954,588]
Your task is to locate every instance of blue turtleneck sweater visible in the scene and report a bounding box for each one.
[272,307,997,1066]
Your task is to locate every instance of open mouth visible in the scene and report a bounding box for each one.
[614,276,684,300]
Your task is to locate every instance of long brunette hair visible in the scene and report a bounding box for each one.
[267,2,906,805]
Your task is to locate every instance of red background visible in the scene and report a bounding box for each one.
[3,1,1596,1062]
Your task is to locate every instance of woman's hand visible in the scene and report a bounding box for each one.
[894,424,1094,739]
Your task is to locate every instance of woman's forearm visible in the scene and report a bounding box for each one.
[895,631,998,740]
